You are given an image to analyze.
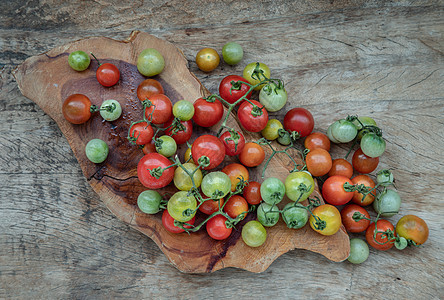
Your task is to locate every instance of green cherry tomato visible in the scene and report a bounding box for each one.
[243,62,271,91]
[155,135,177,157]
[330,119,358,143]
[277,129,292,145]
[242,220,267,247]
[348,238,369,264]
[201,171,231,199]
[137,48,165,77]
[285,171,315,202]
[167,191,197,222]
[327,123,340,143]
[85,139,109,163]
[373,189,401,217]
[173,100,195,121]
[259,82,287,112]
[174,163,202,191]
[262,119,284,140]
[257,203,280,227]
[353,116,377,140]
[137,190,163,214]
[100,99,122,121]
[260,177,285,205]
[282,203,308,229]
[360,132,386,158]
[376,169,394,186]
[222,42,243,65]
[68,50,91,71]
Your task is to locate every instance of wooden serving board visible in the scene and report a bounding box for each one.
[13,31,349,273]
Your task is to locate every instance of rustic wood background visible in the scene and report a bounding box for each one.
[1,0,443,299]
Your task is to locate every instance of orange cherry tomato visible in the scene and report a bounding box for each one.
[341,204,370,233]
[224,195,249,219]
[309,204,341,236]
[328,158,353,178]
[322,175,354,206]
[305,148,332,177]
[221,163,249,192]
[239,142,265,167]
[137,79,164,101]
[62,94,92,124]
[352,148,379,174]
[395,215,429,245]
[243,181,262,205]
[196,48,220,72]
[304,132,331,151]
[351,174,376,206]
[198,192,224,215]
[366,219,395,251]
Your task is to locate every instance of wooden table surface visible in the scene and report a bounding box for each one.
[1,1,443,299]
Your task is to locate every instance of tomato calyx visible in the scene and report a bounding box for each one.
[197,155,211,169]
[223,129,242,152]
[251,62,269,82]
[203,94,217,103]
[166,117,186,136]
[229,80,244,93]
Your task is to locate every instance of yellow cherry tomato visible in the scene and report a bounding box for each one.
[196,48,220,72]
[261,119,284,140]
[173,163,202,191]
[243,62,271,91]
[309,204,342,236]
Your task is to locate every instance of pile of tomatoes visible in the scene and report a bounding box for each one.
[62,44,429,265]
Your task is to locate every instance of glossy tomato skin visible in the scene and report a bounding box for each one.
[219,75,252,104]
[243,181,262,205]
[222,163,249,192]
[224,195,249,219]
[304,132,331,151]
[305,148,332,177]
[352,148,379,174]
[206,214,232,240]
[196,48,220,72]
[328,158,353,178]
[322,175,354,206]
[137,79,164,101]
[129,122,154,145]
[162,209,195,234]
[219,130,245,156]
[239,142,265,167]
[191,135,226,170]
[237,100,268,132]
[395,215,429,245]
[96,63,120,87]
[62,94,92,124]
[309,204,342,236]
[144,94,173,124]
[142,140,156,155]
[351,174,376,206]
[366,219,395,251]
[341,204,370,233]
[193,98,224,127]
[198,193,224,215]
[164,119,193,145]
[137,153,174,189]
[283,107,314,137]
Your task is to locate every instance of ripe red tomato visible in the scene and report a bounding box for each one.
[198,194,224,215]
[239,142,265,167]
[351,174,376,206]
[137,79,164,101]
[191,135,226,170]
[366,219,395,251]
[237,100,268,132]
[219,75,252,104]
[328,158,353,178]
[129,122,154,145]
[352,148,379,174]
[222,163,249,192]
[62,94,92,124]
[137,153,174,189]
[192,97,224,127]
[142,140,156,155]
[162,209,195,234]
[96,63,120,87]
[164,119,193,145]
[322,175,354,206]
[206,214,232,240]
[304,132,331,151]
[219,130,245,156]
[144,94,173,124]
[224,195,249,219]
[243,181,262,205]
[305,148,332,177]
[283,107,314,137]
[395,215,429,245]
[341,204,370,233]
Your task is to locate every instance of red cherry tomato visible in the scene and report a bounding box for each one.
[328,158,353,178]
[352,148,379,174]
[62,94,92,124]
[137,79,164,101]
[322,175,354,206]
[224,195,249,219]
[351,174,376,206]
[222,163,249,192]
[243,181,262,205]
[219,75,252,105]
[96,63,120,87]
[239,142,265,167]
[237,100,268,132]
[164,119,193,145]
[191,135,226,170]
[305,148,332,177]
[144,94,173,124]
[219,130,245,156]
[341,204,370,233]
[304,132,331,151]
[192,98,224,127]
[366,219,395,251]
[283,107,314,137]
[129,122,154,145]
[142,140,156,155]
[162,209,195,234]
[137,153,174,189]
[206,214,232,240]
[198,193,224,215]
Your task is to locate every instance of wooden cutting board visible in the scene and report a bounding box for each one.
[13,31,350,273]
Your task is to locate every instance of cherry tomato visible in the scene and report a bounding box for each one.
[304,132,331,151]
[348,238,369,264]
[360,132,386,158]
[164,119,193,145]
[239,142,265,167]
[142,140,156,155]
[257,203,280,227]
[99,99,122,121]
[283,107,314,137]
[353,116,377,140]
[242,220,267,247]
[395,215,429,245]
[173,100,194,121]
[222,163,249,192]
[284,171,315,202]
[68,50,90,71]
[261,119,284,141]
[222,42,243,65]
[282,203,308,229]
[167,191,197,222]
[144,94,173,124]
[191,135,226,170]
[243,62,271,91]
[328,158,353,178]
[62,94,92,124]
[341,204,370,233]
[260,177,285,205]
[305,148,332,177]
[137,48,165,77]
[137,79,164,101]
[201,172,231,199]
[219,130,245,156]
[224,195,249,219]
[155,135,177,158]
[309,204,342,236]
[196,48,220,72]
[351,174,376,206]
[192,97,224,128]
[206,214,232,240]
[365,219,395,251]
[373,189,401,217]
[85,139,109,164]
[237,100,269,132]
[243,181,262,205]
[129,122,154,145]
[96,62,120,87]
[137,153,174,189]
[173,162,202,191]
[329,119,358,143]
[162,209,195,234]
[198,193,224,215]
[184,145,194,163]
[259,82,287,112]
[322,175,354,206]
[352,148,379,174]
[219,75,252,105]
[137,190,162,214]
